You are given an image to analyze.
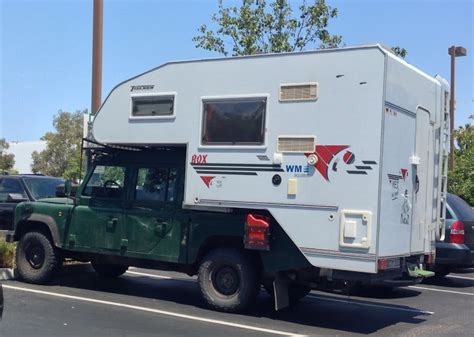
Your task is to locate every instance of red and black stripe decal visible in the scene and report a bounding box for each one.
[192,163,283,176]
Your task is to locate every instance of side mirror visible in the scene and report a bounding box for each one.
[56,180,78,198]
[7,193,28,203]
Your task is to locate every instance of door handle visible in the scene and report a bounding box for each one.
[107,217,118,231]
[154,218,168,236]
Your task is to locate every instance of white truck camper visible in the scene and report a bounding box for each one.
[92,45,450,305]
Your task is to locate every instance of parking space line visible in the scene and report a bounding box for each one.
[3,285,306,337]
[447,275,474,281]
[408,285,474,296]
[126,270,172,279]
[307,294,434,315]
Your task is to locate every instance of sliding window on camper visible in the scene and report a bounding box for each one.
[131,95,174,117]
[201,98,266,146]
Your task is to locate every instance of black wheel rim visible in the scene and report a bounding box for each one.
[212,265,240,296]
[25,243,45,269]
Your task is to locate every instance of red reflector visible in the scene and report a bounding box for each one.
[244,214,270,250]
[449,221,465,244]
[377,259,388,270]
[247,214,270,228]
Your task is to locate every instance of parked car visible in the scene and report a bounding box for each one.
[0,174,65,231]
[430,193,474,277]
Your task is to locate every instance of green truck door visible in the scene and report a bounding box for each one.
[124,166,182,261]
[69,165,127,252]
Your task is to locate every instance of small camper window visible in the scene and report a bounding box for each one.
[201,98,266,146]
[131,95,174,117]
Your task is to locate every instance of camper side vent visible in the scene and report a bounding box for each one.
[277,136,315,153]
[279,83,318,101]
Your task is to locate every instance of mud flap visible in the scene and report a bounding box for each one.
[273,272,289,311]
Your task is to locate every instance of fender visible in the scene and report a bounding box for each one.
[17,214,62,247]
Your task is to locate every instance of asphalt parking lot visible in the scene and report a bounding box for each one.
[1,265,473,337]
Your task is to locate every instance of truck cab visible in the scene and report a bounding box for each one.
[10,146,315,311]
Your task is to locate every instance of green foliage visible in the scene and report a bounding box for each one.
[0,240,16,268]
[0,138,16,173]
[193,0,342,56]
[448,115,474,205]
[102,166,126,185]
[31,110,86,181]
[391,46,408,58]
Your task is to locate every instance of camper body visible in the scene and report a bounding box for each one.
[9,45,449,312]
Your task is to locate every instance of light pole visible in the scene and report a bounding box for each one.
[448,45,467,170]
[91,0,103,115]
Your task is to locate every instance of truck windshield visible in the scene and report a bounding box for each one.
[23,177,65,200]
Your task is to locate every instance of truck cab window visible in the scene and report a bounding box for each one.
[135,168,177,202]
[82,165,126,199]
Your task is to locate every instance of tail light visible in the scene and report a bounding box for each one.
[377,258,400,270]
[449,221,465,244]
[244,213,270,251]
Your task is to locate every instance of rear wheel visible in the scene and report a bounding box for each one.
[91,262,128,278]
[198,248,259,313]
[16,231,61,284]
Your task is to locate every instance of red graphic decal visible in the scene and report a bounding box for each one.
[200,176,215,188]
[305,145,349,181]
[400,168,408,181]
[192,154,208,164]
[343,151,355,164]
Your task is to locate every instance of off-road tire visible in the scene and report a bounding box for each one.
[16,231,61,284]
[91,262,128,278]
[198,248,259,313]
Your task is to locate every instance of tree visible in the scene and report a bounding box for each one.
[0,138,15,173]
[194,0,407,59]
[193,0,342,56]
[31,110,86,181]
[448,115,473,205]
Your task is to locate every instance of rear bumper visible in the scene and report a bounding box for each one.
[435,242,473,267]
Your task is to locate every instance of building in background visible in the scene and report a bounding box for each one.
[7,140,46,174]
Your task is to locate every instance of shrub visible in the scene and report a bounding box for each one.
[0,240,16,268]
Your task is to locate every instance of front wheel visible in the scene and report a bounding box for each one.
[91,262,128,278]
[198,248,259,313]
[16,231,61,284]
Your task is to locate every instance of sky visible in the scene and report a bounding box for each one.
[0,0,472,141]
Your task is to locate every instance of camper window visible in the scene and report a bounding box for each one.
[131,95,174,117]
[201,98,266,145]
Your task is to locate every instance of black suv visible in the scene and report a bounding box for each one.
[0,174,65,230]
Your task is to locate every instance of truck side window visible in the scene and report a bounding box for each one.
[135,168,177,202]
[0,178,26,201]
[82,165,126,199]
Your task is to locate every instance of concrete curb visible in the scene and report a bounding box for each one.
[0,268,17,281]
